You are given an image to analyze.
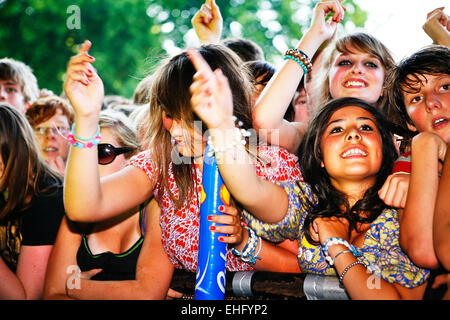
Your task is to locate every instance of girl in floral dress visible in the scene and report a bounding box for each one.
[188,46,429,299]
[61,41,301,299]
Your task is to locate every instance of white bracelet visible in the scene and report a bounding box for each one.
[322,237,361,265]
[206,116,251,159]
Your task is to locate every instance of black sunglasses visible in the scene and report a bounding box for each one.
[98,143,133,165]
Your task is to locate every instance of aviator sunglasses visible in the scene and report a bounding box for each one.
[98,143,133,165]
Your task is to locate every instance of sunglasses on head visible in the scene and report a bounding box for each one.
[98,143,133,165]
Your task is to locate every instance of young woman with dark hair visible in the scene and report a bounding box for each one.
[188,47,429,299]
[0,103,64,299]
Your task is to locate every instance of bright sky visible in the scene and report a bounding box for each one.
[353,0,448,61]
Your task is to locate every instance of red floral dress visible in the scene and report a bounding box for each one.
[129,145,302,272]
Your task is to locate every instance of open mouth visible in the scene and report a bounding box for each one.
[432,117,449,130]
[343,80,367,88]
[43,147,58,152]
[341,147,367,158]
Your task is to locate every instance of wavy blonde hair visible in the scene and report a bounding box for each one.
[310,32,395,116]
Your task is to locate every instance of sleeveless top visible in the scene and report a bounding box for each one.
[129,145,302,272]
[76,206,146,281]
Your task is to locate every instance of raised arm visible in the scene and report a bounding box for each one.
[400,132,447,269]
[63,41,154,222]
[188,49,288,223]
[252,0,345,153]
[434,141,450,271]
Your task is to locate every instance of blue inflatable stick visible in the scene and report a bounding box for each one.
[195,143,230,300]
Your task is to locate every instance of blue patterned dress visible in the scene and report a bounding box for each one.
[243,181,429,288]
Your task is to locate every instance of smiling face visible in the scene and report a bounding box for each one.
[402,73,450,143]
[320,106,383,188]
[329,47,385,105]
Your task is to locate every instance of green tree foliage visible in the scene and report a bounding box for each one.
[0,0,366,98]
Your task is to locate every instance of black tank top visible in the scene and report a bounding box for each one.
[76,206,146,281]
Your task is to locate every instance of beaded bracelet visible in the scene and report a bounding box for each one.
[284,48,313,73]
[284,55,309,74]
[231,227,262,265]
[206,116,252,160]
[67,124,101,149]
[232,227,257,257]
[339,261,366,282]
[322,237,361,265]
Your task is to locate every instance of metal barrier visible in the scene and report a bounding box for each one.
[303,274,349,300]
[170,269,349,300]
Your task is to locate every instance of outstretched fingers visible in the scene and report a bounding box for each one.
[67,40,97,86]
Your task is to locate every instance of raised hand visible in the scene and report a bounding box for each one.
[192,0,223,43]
[309,0,345,43]
[378,172,410,208]
[423,7,450,46]
[188,48,234,130]
[63,40,104,120]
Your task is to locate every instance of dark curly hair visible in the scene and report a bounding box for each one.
[299,97,398,245]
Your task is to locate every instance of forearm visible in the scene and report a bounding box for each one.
[434,142,450,270]
[68,279,163,300]
[64,115,103,222]
[233,230,301,273]
[254,241,301,273]
[253,29,324,131]
[329,245,404,300]
[401,135,440,268]
[0,259,26,299]
[209,125,288,223]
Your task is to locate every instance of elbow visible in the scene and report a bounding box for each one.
[434,242,450,271]
[400,235,439,269]
[252,109,275,131]
[63,199,98,223]
[42,285,62,300]
[251,110,265,131]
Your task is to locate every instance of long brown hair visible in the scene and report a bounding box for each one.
[146,44,254,208]
[0,103,62,221]
[299,97,398,244]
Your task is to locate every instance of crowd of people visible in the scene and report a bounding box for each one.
[0,0,449,300]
